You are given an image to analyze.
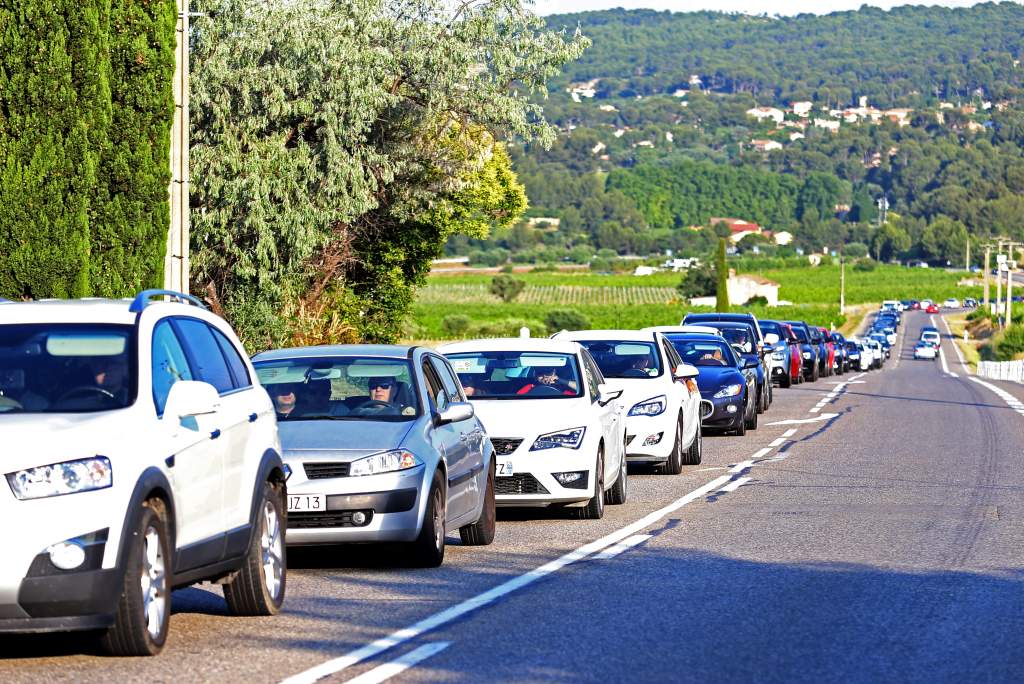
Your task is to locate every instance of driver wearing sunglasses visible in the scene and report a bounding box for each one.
[368,377,396,403]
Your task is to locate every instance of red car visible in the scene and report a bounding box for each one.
[817,327,836,377]
[925,303,940,314]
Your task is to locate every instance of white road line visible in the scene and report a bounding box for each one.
[342,642,452,684]
[769,437,786,447]
[280,473,734,684]
[593,534,652,560]
[938,313,969,371]
[718,476,751,493]
[970,377,1024,416]
[809,406,821,413]
[783,428,797,437]
[768,413,838,425]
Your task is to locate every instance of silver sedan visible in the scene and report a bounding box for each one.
[251,344,496,567]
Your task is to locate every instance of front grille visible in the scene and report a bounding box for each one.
[495,474,549,496]
[288,510,372,529]
[304,462,350,479]
[491,438,523,456]
[625,434,636,446]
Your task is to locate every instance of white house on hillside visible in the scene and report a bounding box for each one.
[746,106,785,124]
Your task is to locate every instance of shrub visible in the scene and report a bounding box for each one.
[468,317,547,338]
[440,314,471,338]
[744,295,769,307]
[490,274,526,302]
[853,258,876,272]
[544,309,591,332]
[844,242,869,258]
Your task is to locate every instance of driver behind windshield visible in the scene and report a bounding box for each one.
[368,376,396,403]
[517,366,577,395]
[91,355,129,403]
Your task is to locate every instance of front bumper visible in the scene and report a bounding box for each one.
[623,411,677,461]
[284,464,427,544]
[492,444,597,507]
[701,395,744,429]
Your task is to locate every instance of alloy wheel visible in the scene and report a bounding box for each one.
[141,525,167,640]
[261,500,284,601]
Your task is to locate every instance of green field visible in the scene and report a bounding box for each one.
[407,264,983,342]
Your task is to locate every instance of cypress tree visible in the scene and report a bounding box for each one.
[0,0,108,298]
[715,237,730,312]
[92,0,176,295]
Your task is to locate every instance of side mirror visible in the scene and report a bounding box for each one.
[699,400,714,421]
[597,383,623,406]
[673,363,699,380]
[743,356,760,369]
[163,380,220,427]
[763,333,779,345]
[437,401,474,425]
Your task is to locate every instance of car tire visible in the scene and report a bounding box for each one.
[745,398,758,430]
[409,471,446,567]
[460,462,496,546]
[735,400,748,436]
[682,419,702,465]
[101,499,171,657]
[575,448,605,519]
[660,419,685,475]
[224,481,287,616]
[605,447,628,505]
[779,371,791,388]
[810,363,819,382]
[756,383,766,414]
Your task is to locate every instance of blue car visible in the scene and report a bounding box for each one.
[664,333,759,435]
[251,345,496,567]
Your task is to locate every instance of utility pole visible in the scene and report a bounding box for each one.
[965,239,970,272]
[984,246,990,308]
[839,253,846,315]
[166,0,190,294]
[1007,260,1013,328]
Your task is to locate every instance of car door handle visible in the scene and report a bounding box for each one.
[210,429,222,440]
[248,412,258,423]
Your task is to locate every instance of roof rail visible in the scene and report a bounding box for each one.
[129,289,208,313]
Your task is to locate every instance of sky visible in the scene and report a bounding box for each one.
[532,0,999,16]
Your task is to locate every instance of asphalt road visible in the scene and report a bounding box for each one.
[4,310,1023,683]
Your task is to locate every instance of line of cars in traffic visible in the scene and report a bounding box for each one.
[0,292,894,654]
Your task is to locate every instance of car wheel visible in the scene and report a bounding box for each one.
[756,384,766,414]
[410,471,446,567]
[682,418,702,465]
[735,399,748,436]
[660,419,684,475]
[605,447,628,505]
[780,370,792,388]
[575,448,605,519]
[745,396,758,430]
[225,481,287,616]
[101,499,171,656]
[459,461,496,546]
[810,363,819,382]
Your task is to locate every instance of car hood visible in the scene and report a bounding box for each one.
[2,410,137,472]
[468,397,593,438]
[277,418,416,459]
[693,367,745,396]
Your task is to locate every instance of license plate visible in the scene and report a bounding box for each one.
[288,493,326,512]
[497,460,514,477]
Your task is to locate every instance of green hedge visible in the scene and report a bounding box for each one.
[0,0,176,299]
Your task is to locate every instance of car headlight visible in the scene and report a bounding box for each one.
[629,395,666,417]
[349,449,420,477]
[772,350,786,361]
[713,384,743,399]
[6,457,112,501]
[531,427,586,451]
[802,351,812,359]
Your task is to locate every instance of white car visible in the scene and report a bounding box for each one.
[439,339,626,519]
[943,298,961,309]
[921,330,941,347]
[555,330,705,474]
[914,342,938,360]
[0,291,286,655]
[642,325,723,337]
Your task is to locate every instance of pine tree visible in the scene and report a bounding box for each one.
[715,238,730,312]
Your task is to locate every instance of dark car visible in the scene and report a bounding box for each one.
[680,316,771,414]
[844,339,864,370]
[784,321,821,382]
[806,325,832,378]
[830,331,849,374]
[665,333,758,435]
[761,319,801,387]
[815,327,836,377]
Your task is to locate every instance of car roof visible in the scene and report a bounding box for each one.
[555,329,659,343]
[252,344,416,362]
[661,332,729,343]
[643,325,721,335]
[0,297,163,325]
[437,338,582,355]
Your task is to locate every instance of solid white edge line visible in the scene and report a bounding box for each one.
[279,473,735,684]
[594,534,653,560]
[938,313,969,370]
[342,642,452,684]
[718,476,751,493]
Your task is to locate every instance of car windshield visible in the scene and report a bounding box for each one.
[574,340,663,379]
[253,357,419,421]
[713,327,754,353]
[445,351,583,399]
[759,321,786,341]
[0,324,135,414]
[668,338,737,367]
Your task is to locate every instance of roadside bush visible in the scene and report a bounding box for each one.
[468,317,547,338]
[544,309,591,332]
[853,258,876,272]
[490,274,526,302]
[991,325,1024,361]
[744,295,769,307]
[844,242,869,258]
[440,314,471,338]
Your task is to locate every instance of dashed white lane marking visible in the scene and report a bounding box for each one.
[342,642,451,684]
[970,377,1024,417]
[769,437,786,447]
[768,413,839,426]
[594,534,652,560]
[718,476,751,493]
[281,471,737,684]
[783,428,797,437]
[282,431,802,684]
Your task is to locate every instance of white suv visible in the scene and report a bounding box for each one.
[0,290,287,655]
